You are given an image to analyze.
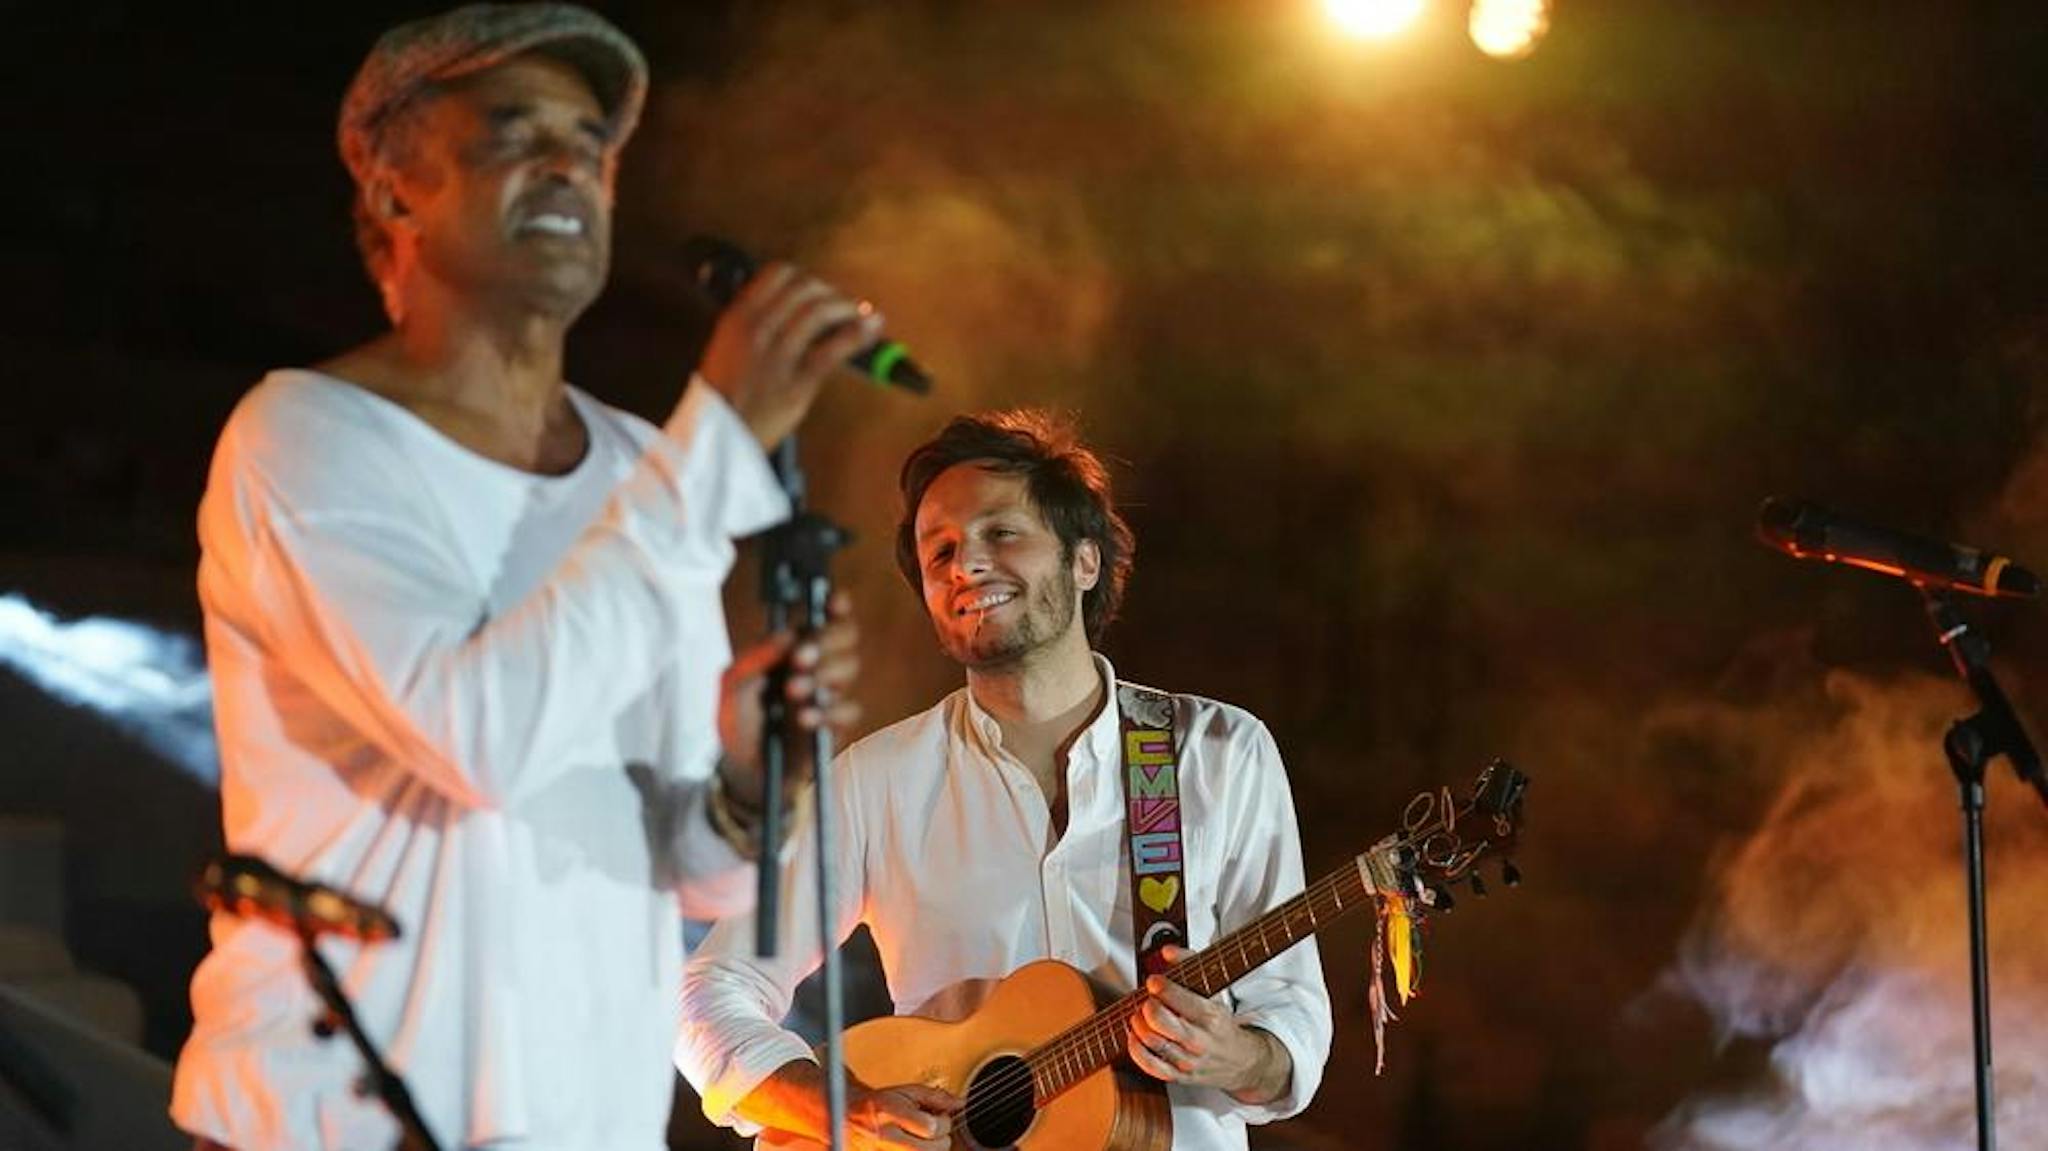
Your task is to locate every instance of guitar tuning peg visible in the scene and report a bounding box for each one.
[1469,873,1488,897]
[1500,859,1522,888]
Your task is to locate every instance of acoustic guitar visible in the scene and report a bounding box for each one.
[758,759,1529,1151]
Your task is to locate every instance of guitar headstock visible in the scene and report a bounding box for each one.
[1362,757,1529,911]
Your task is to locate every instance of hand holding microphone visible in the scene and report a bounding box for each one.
[688,237,930,448]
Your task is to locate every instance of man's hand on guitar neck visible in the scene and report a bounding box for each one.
[738,1058,962,1150]
[1127,945,1296,1106]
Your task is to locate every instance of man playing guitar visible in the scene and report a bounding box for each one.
[677,410,1332,1150]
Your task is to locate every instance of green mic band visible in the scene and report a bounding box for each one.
[867,341,909,386]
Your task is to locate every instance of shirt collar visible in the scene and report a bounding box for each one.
[957,652,1124,765]
[1077,652,1123,765]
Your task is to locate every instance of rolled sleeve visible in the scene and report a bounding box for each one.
[1212,719,1335,1125]
[677,764,867,1133]
[1232,998,1333,1122]
[675,957,820,1134]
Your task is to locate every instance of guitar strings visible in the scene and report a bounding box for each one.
[958,1068,1035,1139]
[963,839,1414,1120]
[954,897,1340,1137]
[952,865,1367,1131]
[951,785,1507,1133]
[1035,868,1360,1076]
[966,860,1376,1110]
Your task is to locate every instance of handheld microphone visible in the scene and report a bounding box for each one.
[197,854,401,943]
[680,235,932,394]
[1757,497,2040,600]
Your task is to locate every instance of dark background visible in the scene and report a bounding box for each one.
[2,2,2046,1148]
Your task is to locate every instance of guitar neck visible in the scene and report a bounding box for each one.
[1026,852,1379,1101]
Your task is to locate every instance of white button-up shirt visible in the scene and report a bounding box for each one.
[172,371,787,1151]
[677,657,1333,1150]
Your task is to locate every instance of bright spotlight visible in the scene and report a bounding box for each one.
[1324,0,1428,41]
[1469,0,1550,58]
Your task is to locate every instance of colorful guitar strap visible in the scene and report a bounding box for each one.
[1116,682,1189,982]
[1116,682,1425,1075]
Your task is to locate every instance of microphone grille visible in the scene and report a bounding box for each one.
[678,235,756,306]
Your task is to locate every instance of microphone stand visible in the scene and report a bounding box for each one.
[754,434,852,1151]
[1919,588,2048,1151]
[195,856,436,1150]
[297,925,441,1151]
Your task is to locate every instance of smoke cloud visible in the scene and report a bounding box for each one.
[1649,652,2048,1148]
[0,593,218,786]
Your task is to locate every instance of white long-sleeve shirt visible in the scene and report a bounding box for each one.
[171,369,788,1151]
[677,657,1333,1150]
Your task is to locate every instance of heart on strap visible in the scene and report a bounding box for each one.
[1139,875,1180,913]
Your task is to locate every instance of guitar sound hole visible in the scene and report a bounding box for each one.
[961,1054,1034,1148]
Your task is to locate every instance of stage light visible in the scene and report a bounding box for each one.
[0,593,218,784]
[1469,0,1549,58]
[1324,0,1428,41]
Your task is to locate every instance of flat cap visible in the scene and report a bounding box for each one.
[339,3,648,185]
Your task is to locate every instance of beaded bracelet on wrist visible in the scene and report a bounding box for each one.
[706,766,801,857]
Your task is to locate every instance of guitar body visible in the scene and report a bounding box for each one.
[758,960,1170,1151]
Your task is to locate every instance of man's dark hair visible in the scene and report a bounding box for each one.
[895,409,1135,644]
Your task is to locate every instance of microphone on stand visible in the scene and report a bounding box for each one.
[1756,497,2040,600]
[197,854,401,943]
[1758,496,2045,1151]
[679,235,934,394]
[195,855,435,1146]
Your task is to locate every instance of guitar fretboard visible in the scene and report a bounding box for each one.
[1025,853,1379,1102]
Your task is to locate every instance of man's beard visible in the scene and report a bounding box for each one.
[941,562,1080,671]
